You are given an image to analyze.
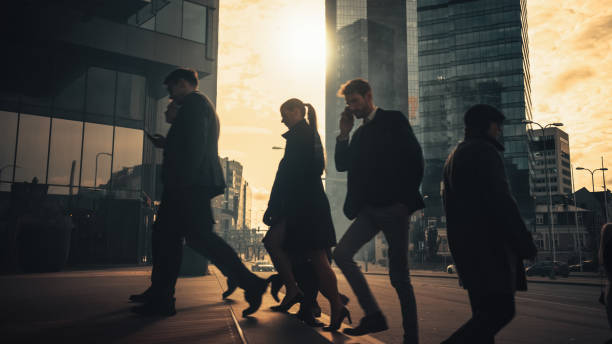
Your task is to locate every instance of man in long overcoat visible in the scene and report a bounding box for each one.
[132,68,267,317]
[442,104,537,343]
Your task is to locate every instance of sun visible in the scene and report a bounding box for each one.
[275,5,326,75]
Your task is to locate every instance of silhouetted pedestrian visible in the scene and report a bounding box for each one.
[263,99,349,331]
[332,79,424,344]
[441,104,537,344]
[131,68,267,317]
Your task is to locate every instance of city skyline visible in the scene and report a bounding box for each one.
[217,0,610,229]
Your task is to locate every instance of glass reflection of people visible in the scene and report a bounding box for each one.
[131,68,268,317]
[263,99,349,331]
[600,223,612,331]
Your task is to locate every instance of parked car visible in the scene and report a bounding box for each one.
[525,261,569,277]
[569,260,598,272]
[447,264,456,274]
[251,261,276,272]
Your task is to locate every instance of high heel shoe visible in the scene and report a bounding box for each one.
[270,292,303,312]
[323,307,352,332]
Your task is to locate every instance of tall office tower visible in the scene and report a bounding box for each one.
[416,0,534,227]
[325,0,418,237]
[528,127,573,198]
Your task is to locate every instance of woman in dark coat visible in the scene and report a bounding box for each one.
[263,98,349,330]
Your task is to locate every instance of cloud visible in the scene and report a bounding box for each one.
[548,67,596,94]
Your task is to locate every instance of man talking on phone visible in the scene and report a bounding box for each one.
[332,78,424,344]
[131,68,268,317]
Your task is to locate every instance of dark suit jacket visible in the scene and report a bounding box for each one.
[443,135,537,293]
[335,108,424,220]
[162,91,225,198]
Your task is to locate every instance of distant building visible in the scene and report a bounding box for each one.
[528,127,573,198]
[575,187,612,254]
[533,204,590,262]
[212,158,253,235]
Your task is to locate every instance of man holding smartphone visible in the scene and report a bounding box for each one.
[333,79,424,344]
[131,68,268,317]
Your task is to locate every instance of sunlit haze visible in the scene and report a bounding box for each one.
[218,1,611,229]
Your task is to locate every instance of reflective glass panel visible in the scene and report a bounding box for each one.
[112,127,143,191]
[81,122,113,188]
[156,0,182,37]
[48,118,83,186]
[86,67,116,117]
[55,73,86,112]
[116,72,146,120]
[182,1,207,43]
[0,111,18,190]
[15,114,50,183]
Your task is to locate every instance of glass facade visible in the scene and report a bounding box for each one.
[326,0,417,238]
[416,0,534,223]
[128,0,209,45]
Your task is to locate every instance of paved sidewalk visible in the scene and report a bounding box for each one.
[0,266,385,344]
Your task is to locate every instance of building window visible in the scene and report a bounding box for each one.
[156,0,182,37]
[0,111,18,191]
[182,1,207,44]
[536,214,544,224]
[81,122,114,188]
[115,72,146,122]
[112,127,144,194]
[15,114,50,183]
[86,67,117,119]
[48,118,83,187]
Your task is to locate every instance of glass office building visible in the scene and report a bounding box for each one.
[416,0,534,226]
[325,0,418,237]
[0,0,219,266]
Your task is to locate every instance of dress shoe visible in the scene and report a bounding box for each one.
[131,299,176,317]
[323,306,352,332]
[222,278,238,299]
[296,310,324,327]
[312,301,322,318]
[242,278,268,317]
[267,274,283,303]
[270,292,303,312]
[340,293,350,306]
[343,311,388,336]
[129,287,153,303]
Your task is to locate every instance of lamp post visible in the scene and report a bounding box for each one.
[576,165,609,222]
[570,164,583,271]
[523,120,563,261]
[94,152,112,188]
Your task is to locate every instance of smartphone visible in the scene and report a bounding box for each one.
[144,130,155,141]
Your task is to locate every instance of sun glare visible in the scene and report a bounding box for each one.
[276,7,326,75]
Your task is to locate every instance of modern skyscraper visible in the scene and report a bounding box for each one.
[325,0,418,237]
[416,0,534,227]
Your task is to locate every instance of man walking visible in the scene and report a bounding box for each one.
[441,104,537,343]
[132,68,267,317]
[333,79,424,343]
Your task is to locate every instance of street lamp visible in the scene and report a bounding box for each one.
[523,120,564,262]
[94,152,112,188]
[576,164,609,223]
[272,146,284,150]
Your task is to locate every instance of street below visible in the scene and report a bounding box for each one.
[255,269,610,344]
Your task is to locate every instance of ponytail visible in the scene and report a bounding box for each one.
[304,103,317,131]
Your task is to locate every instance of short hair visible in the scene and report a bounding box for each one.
[337,78,371,97]
[464,104,505,130]
[164,68,199,87]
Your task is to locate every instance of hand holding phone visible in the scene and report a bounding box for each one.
[145,130,166,148]
[339,106,355,138]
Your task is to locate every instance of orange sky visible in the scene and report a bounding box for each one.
[217,1,611,229]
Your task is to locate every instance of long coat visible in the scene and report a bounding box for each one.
[265,119,336,251]
[162,91,226,198]
[443,135,537,293]
[335,108,424,220]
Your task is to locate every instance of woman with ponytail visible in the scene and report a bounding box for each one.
[263,98,350,331]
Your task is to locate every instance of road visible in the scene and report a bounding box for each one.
[254,268,610,344]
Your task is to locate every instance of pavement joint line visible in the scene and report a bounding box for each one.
[361,271,602,287]
[211,269,248,344]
